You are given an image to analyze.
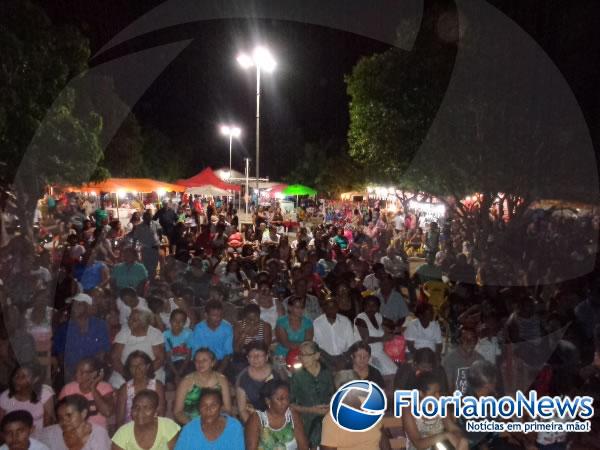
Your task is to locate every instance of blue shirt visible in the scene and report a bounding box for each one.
[189,321,233,361]
[52,317,110,374]
[164,328,192,362]
[74,261,106,292]
[174,415,244,450]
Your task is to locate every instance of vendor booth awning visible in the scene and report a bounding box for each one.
[283,184,317,196]
[65,178,185,193]
[185,185,231,197]
[177,167,241,192]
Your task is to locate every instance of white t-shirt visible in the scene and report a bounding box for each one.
[475,337,502,364]
[363,273,380,292]
[0,438,49,450]
[114,326,164,365]
[393,215,405,230]
[116,297,149,327]
[110,326,165,387]
[403,318,442,351]
[313,314,358,356]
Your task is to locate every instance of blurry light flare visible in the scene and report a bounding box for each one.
[237,46,277,73]
[236,53,253,69]
[157,188,166,197]
[220,125,242,138]
[117,190,126,199]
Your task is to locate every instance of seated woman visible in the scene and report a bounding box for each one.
[173,348,231,425]
[290,341,335,450]
[235,342,282,423]
[59,358,114,429]
[116,351,166,426]
[354,295,397,376]
[250,280,283,331]
[393,347,448,393]
[0,364,55,431]
[38,395,111,450]
[174,388,244,450]
[233,304,273,353]
[321,370,387,450]
[402,372,468,450]
[220,259,250,304]
[348,341,385,388]
[245,379,309,450]
[274,297,314,358]
[112,389,180,450]
[110,309,166,388]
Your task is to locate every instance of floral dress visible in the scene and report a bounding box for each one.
[256,408,297,450]
[183,382,221,420]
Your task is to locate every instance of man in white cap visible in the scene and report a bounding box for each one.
[52,293,110,381]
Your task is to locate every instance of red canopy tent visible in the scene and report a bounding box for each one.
[177,167,241,192]
[268,183,288,197]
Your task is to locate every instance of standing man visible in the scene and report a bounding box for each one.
[52,293,111,382]
[132,210,161,279]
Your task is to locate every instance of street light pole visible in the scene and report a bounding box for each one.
[229,133,233,176]
[255,66,260,196]
[244,157,250,214]
[237,46,276,205]
[219,125,241,179]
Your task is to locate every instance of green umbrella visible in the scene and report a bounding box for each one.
[283,184,317,196]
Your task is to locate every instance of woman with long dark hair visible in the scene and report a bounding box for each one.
[0,364,55,430]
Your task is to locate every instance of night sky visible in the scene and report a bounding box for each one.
[43,0,600,180]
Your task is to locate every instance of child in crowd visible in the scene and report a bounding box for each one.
[402,371,469,450]
[164,309,193,388]
[0,410,48,450]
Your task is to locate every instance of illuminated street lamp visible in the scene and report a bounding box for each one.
[236,46,277,195]
[219,124,241,176]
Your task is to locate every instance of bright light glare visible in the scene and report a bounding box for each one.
[157,188,166,197]
[220,125,241,138]
[237,53,253,69]
[253,46,276,72]
[117,190,126,199]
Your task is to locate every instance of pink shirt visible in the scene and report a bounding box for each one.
[0,385,54,431]
[59,382,114,428]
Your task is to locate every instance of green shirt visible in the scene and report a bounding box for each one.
[112,262,148,291]
[290,365,334,447]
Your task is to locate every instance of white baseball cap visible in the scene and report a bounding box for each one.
[72,293,93,305]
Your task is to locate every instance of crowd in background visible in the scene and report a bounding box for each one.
[0,192,599,449]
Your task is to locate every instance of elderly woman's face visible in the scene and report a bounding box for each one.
[247,349,267,369]
[131,396,157,426]
[127,311,145,331]
[199,394,222,421]
[58,404,86,433]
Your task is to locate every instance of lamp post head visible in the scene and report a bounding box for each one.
[220,125,241,138]
[237,46,276,73]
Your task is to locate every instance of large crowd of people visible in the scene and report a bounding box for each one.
[0,192,599,449]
